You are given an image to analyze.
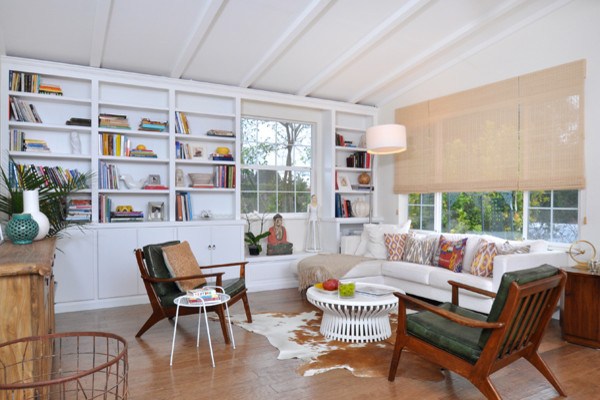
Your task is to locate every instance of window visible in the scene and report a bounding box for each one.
[408,193,434,230]
[408,190,578,243]
[241,117,312,214]
[528,190,578,243]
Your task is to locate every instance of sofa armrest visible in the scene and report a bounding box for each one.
[492,250,568,291]
[341,235,362,255]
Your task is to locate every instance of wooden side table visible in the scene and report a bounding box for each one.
[560,267,600,348]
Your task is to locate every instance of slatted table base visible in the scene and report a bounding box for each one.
[317,302,396,342]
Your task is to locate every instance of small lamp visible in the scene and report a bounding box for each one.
[366,124,407,223]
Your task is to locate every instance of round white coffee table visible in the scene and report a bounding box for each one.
[306,282,402,343]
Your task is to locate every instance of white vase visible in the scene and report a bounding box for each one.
[23,189,50,241]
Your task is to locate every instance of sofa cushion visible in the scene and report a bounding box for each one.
[384,233,411,261]
[497,241,530,255]
[358,221,411,258]
[428,267,494,294]
[341,260,383,279]
[435,236,468,272]
[382,261,435,285]
[404,235,438,264]
[471,239,498,278]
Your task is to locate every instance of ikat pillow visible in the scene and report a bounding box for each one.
[471,239,498,278]
[404,235,438,265]
[435,236,468,272]
[162,241,206,292]
[384,233,412,261]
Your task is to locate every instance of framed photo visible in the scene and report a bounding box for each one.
[147,201,164,221]
[147,174,161,185]
[190,144,206,160]
[337,173,352,191]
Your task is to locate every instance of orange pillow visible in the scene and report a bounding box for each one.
[384,233,411,261]
[162,241,206,292]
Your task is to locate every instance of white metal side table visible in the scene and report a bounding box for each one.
[306,282,401,343]
[170,288,234,367]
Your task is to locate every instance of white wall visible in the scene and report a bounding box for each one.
[377,0,600,246]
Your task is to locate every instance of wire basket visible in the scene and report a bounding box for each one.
[0,331,128,399]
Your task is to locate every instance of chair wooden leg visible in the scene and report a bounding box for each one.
[474,377,502,400]
[214,305,231,345]
[242,293,252,323]
[135,311,165,338]
[388,341,405,382]
[526,352,567,396]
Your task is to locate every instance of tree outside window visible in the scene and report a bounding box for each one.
[241,118,312,214]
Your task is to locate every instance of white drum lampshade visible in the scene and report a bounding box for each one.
[366,124,407,155]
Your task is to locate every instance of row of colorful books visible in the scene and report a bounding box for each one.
[98,195,111,223]
[8,161,88,190]
[335,193,354,218]
[174,111,191,134]
[9,70,64,95]
[346,151,371,169]
[99,133,131,156]
[98,161,120,189]
[176,192,193,221]
[9,130,50,152]
[9,97,42,123]
[214,165,235,188]
[65,199,92,222]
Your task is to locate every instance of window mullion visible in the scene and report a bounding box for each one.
[434,192,442,233]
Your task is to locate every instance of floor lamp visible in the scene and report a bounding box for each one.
[366,124,407,223]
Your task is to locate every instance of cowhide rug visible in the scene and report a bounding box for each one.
[226,311,444,380]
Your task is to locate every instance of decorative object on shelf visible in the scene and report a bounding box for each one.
[200,210,212,219]
[189,173,213,188]
[336,174,351,191]
[190,144,206,159]
[176,168,184,187]
[366,124,407,223]
[353,197,370,218]
[569,240,596,269]
[305,194,321,253]
[70,131,82,154]
[588,259,599,273]
[244,211,271,256]
[115,205,133,213]
[147,174,161,185]
[5,213,39,244]
[359,134,367,148]
[267,214,293,255]
[215,147,230,155]
[119,173,146,190]
[22,189,50,241]
[147,202,164,221]
[358,173,370,185]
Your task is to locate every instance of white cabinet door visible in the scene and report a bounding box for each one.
[54,229,96,303]
[177,226,212,262]
[97,229,138,299]
[211,225,243,265]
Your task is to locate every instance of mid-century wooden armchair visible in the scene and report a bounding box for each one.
[134,241,252,343]
[388,264,567,400]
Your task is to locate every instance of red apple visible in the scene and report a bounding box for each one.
[322,279,339,291]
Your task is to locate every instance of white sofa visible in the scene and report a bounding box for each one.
[294,227,568,314]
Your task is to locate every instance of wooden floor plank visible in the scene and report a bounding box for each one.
[55,288,599,399]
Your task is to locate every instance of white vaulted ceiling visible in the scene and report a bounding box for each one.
[0,0,574,107]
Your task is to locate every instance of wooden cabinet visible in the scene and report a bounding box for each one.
[0,237,56,341]
[560,267,600,348]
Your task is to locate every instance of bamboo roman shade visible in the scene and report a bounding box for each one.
[394,59,586,194]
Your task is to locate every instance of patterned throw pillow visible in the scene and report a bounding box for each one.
[162,241,206,292]
[404,235,438,264]
[436,236,468,272]
[497,241,531,255]
[471,239,498,277]
[384,233,411,261]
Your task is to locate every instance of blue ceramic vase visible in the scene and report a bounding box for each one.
[6,213,39,244]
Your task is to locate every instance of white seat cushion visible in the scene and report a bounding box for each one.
[428,267,493,293]
[381,261,434,285]
[341,260,382,279]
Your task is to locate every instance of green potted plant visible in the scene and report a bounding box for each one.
[244,211,271,255]
[0,157,93,238]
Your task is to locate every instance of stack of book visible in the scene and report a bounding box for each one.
[9,97,42,123]
[99,113,130,129]
[186,288,220,303]
[65,199,92,222]
[129,148,157,158]
[23,138,51,153]
[110,210,144,222]
[174,111,190,134]
[38,83,63,96]
[206,129,234,137]
[176,192,192,221]
[210,153,234,162]
[138,118,167,132]
[66,117,91,126]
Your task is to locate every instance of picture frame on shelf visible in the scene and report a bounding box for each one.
[148,174,161,185]
[147,201,164,221]
[190,144,206,160]
[337,174,351,191]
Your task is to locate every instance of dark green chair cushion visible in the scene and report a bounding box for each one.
[479,264,558,348]
[159,278,247,307]
[407,303,487,364]
[142,241,181,298]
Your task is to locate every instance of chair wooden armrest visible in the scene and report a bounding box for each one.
[394,292,504,329]
[143,272,225,287]
[447,280,496,306]
[200,261,248,278]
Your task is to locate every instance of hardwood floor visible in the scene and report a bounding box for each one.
[56,288,599,400]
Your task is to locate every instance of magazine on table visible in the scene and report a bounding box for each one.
[355,285,396,297]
